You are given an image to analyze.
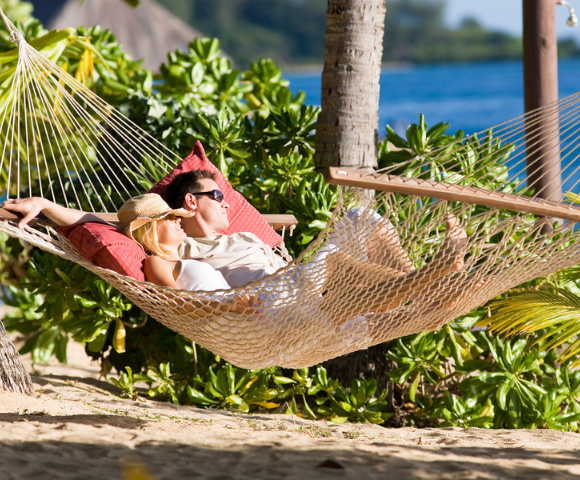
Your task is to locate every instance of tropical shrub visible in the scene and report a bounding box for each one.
[0,0,33,26]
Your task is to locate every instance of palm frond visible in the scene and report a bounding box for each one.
[479,287,580,366]
[556,264,580,285]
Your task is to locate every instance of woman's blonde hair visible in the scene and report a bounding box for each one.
[131,220,177,260]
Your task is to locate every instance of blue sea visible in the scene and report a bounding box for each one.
[285,59,580,136]
[286,59,580,193]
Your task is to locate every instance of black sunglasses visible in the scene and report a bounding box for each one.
[191,189,225,203]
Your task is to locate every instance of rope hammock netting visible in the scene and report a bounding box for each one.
[1,11,580,369]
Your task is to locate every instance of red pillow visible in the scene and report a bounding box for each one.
[58,222,146,281]
[149,141,283,248]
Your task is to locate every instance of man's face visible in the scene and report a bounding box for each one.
[181,178,230,236]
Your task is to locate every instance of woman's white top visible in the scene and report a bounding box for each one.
[175,259,230,291]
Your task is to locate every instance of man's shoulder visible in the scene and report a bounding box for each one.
[181,232,268,251]
[226,231,266,244]
[180,236,206,258]
[182,236,200,245]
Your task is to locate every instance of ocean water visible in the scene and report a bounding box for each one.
[286,58,580,192]
[285,59,580,136]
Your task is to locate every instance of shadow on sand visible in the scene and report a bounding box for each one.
[0,436,579,480]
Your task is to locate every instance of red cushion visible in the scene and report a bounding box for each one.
[58,222,146,281]
[149,141,283,248]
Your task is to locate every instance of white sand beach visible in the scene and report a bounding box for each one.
[1,338,580,480]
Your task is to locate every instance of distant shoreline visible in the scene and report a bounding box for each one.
[281,61,413,74]
[280,56,580,75]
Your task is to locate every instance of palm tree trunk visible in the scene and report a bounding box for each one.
[316,0,396,418]
[0,319,34,396]
[315,0,385,171]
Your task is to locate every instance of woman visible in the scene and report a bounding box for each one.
[2,194,259,315]
[1,194,233,292]
[116,194,232,292]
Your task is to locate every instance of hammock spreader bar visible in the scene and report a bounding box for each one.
[0,208,298,231]
[326,167,580,222]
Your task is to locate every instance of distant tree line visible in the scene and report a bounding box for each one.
[157,0,580,68]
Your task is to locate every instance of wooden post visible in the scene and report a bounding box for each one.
[522,0,562,201]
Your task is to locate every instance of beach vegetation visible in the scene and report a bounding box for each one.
[0,0,33,24]
[110,366,139,400]
[2,17,580,430]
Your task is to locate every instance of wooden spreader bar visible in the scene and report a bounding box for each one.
[262,214,298,231]
[325,167,580,223]
[0,209,298,231]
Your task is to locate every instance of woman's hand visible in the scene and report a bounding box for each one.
[2,197,106,229]
[2,197,49,229]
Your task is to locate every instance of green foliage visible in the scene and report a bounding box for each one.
[110,366,139,400]
[105,361,394,423]
[140,362,181,404]
[311,367,392,424]
[187,365,280,412]
[380,114,516,190]
[0,21,151,200]
[1,21,338,418]
[2,249,138,361]
[0,0,33,25]
[377,117,580,430]
[481,283,580,366]
[156,39,303,114]
[385,309,580,430]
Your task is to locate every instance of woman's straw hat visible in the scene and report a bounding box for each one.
[118,194,192,240]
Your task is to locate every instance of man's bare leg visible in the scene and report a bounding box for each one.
[430,213,468,274]
[367,222,415,273]
[367,212,466,275]
[322,213,468,319]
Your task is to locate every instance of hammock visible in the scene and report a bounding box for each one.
[2,11,580,369]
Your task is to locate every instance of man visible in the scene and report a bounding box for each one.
[164,170,288,287]
[162,170,467,293]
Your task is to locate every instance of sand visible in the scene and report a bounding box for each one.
[1,339,580,479]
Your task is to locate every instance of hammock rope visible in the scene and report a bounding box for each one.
[1,11,580,369]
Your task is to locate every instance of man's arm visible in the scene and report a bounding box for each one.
[1,197,108,229]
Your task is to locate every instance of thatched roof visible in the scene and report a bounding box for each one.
[47,0,205,71]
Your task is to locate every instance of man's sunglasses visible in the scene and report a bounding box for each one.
[191,189,225,203]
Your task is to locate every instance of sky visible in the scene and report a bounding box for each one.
[445,0,580,41]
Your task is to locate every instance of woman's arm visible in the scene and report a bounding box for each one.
[1,197,107,229]
[144,256,179,289]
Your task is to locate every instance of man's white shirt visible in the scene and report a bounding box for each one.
[179,232,287,287]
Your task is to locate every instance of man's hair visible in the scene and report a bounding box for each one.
[163,170,217,208]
